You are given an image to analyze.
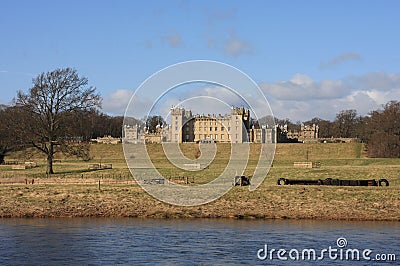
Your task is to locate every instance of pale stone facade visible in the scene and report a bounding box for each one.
[249,126,277,144]
[278,123,319,143]
[123,125,143,143]
[123,107,277,144]
[299,124,319,142]
[170,107,252,143]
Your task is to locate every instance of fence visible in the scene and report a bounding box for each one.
[0,171,136,184]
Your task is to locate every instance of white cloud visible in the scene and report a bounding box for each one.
[347,72,400,91]
[290,73,313,86]
[154,85,250,118]
[260,73,347,101]
[260,72,400,121]
[103,72,400,122]
[102,89,134,115]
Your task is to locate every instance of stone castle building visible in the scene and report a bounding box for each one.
[299,124,319,142]
[124,107,277,144]
[170,107,251,143]
[278,123,319,143]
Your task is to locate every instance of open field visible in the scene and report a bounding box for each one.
[0,143,399,220]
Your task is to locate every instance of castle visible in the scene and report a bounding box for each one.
[278,124,319,143]
[123,107,277,144]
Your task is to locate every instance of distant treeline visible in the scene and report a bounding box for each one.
[273,101,399,158]
[0,100,399,159]
[0,106,139,140]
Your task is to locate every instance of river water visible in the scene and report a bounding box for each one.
[0,218,398,265]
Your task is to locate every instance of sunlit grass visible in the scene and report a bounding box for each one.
[1,142,399,220]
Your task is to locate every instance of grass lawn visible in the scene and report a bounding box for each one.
[0,142,399,220]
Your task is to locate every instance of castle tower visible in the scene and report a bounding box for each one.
[230,107,251,143]
[170,107,193,143]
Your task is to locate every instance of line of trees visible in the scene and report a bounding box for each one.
[275,101,399,158]
[0,68,399,174]
[275,109,366,140]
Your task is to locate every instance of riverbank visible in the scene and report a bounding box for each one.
[1,178,399,220]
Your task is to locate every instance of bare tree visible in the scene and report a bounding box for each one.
[0,106,13,164]
[16,68,101,174]
[334,109,358,138]
[367,101,400,157]
[0,106,32,163]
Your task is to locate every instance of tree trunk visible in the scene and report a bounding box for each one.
[46,143,54,174]
[0,146,10,165]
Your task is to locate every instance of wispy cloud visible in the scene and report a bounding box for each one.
[224,31,253,56]
[206,9,236,27]
[320,53,362,69]
[161,33,183,48]
[145,40,153,49]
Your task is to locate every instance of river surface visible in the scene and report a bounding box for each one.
[0,218,398,265]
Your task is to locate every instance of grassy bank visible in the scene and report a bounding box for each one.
[0,143,399,220]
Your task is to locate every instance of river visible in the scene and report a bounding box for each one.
[0,218,398,265]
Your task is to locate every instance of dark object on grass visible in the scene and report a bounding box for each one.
[277,177,389,186]
[234,176,251,186]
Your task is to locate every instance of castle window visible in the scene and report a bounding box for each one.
[215,134,218,140]
[210,127,212,131]
[215,127,218,131]
[221,134,224,139]
[221,127,224,131]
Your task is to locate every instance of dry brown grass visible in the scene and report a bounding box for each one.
[1,180,398,220]
[1,143,399,220]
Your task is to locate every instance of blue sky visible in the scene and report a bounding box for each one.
[1,0,399,121]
